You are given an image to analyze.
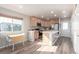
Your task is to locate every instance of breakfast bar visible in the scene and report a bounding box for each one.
[42,30,59,46]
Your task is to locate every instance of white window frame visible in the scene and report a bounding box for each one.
[0,16,23,33]
[62,22,69,30]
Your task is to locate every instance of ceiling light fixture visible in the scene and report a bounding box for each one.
[62,10,66,14]
[19,5,23,9]
[64,15,66,17]
[51,11,54,14]
[54,14,57,17]
[41,16,44,18]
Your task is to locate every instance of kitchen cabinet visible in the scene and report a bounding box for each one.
[28,30,39,41]
[42,31,58,46]
[30,17,37,26]
[30,17,59,27]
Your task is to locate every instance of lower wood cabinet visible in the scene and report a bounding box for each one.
[28,30,39,41]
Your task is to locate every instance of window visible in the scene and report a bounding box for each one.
[0,16,23,32]
[0,17,12,31]
[13,19,22,31]
[62,22,68,30]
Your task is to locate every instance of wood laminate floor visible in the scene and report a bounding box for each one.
[0,36,75,54]
[55,36,75,54]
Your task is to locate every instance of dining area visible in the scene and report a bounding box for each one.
[0,33,26,51]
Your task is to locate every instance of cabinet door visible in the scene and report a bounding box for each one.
[34,31,39,40]
[28,31,34,41]
[30,17,37,26]
[44,21,48,27]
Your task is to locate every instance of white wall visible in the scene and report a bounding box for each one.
[71,14,79,53]
[71,4,79,53]
[0,7,31,41]
[0,7,25,18]
[23,16,30,41]
[59,17,71,37]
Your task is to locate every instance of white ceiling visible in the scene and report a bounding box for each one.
[0,4,76,19]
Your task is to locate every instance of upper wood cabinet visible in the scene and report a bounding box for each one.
[30,17,37,26]
[30,16,59,27]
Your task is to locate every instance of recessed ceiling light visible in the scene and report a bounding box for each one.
[19,5,23,9]
[51,11,54,14]
[64,15,66,17]
[62,10,66,14]
[54,14,57,17]
[41,16,44,18]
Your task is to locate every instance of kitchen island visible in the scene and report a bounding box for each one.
[42,30,59,46]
